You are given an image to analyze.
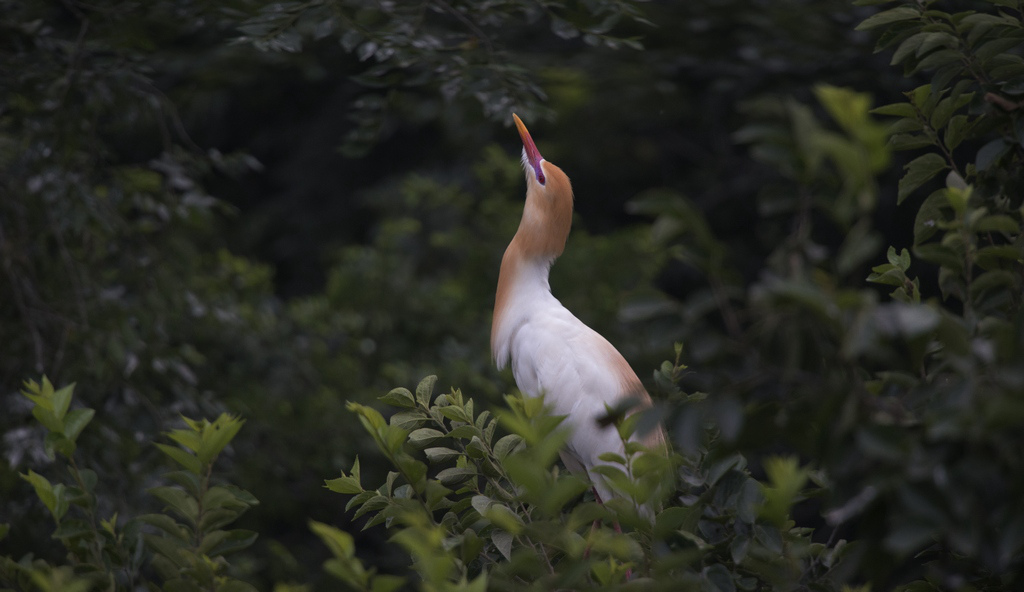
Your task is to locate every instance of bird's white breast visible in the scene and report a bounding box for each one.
[492,259,646,493]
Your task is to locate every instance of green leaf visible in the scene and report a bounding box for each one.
[887,246,912,270]
[379,387,416,408]
[164,470,203,498]
[913,190,949,245]
[435,467,476,486]
[347,402,387,433]
[493,434,524,460]
[149,486,199,524]
[197,414,245,465]
[970,270,1018,300]
[944,114,973,150]
[438,405,471,424]
[492,530,513,560]
[138,513,191,540]
[204,528,258,557]
[911,48,961,74]
[890,32,929,66]
[32,406,63,433]
[759,456,809,527]
[21,470,56,518]
[44,432,75,459]
[856,6,921,31]
[898,153,948,204]
[167,429,203,454]
[424,447,461,463]
[325,472,364,494]
[916,242,965,273]
[51,383,74,422]
[408,428,445,447]
[415,375,438,408]
[484,504,524,534]
[975,245,1022,269]
[156,443,203,474]
[310,520,356,559]
[890,133,935,150]
[202,485,253,516]
[62,408,94,443]
[371,575,406,592]
[976,139,1010,171]
[973,214,1019,236]
[703,563,737,592]
[145,533,190,568]
[447,425,480,439]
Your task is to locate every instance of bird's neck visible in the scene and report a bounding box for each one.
[491,180,574,365]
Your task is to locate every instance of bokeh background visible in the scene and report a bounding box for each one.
[4,0,1023,589]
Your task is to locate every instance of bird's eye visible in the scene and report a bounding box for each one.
[536,169,546,185]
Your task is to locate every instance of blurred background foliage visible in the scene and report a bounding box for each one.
[2,0,1024,590]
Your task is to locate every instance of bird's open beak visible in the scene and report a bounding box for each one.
[513,113,545,184]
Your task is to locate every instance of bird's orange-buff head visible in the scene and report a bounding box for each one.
[511,113,573,259]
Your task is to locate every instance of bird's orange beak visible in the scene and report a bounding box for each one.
[513,113,546,185]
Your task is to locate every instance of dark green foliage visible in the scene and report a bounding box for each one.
[1,379,256,591]
[3,0,1024,590]
[234,0,649,155]
[326,375,839,591]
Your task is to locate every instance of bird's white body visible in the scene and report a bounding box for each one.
[492,257,651,496]
[492,115,664,506]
